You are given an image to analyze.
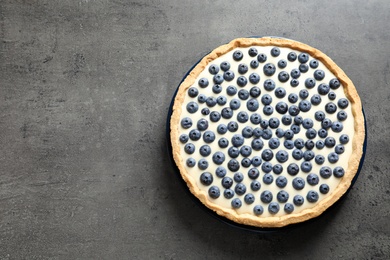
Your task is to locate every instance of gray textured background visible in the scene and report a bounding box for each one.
[0,0,389,259]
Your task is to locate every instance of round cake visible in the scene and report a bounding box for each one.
[170,37,365,228]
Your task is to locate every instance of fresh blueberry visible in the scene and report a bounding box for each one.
[288,105,300,116]
[220,61,230,71]
[227,121,239,132]
[261,162,273,173]
[212,152,225,165]
[276,128,285,138]
[217,95,227,106]
[201,108,210,116]
[238,89,249,100]
[223,70,235,81]
[251,181,261,191]
[186,158,196,167]
[188,87,199,98]
[275,87,287,98]
[224,189,235,199]
[298,52,309,63]
[288,52,297,61]
[288,93,299,104]
[328,152,339,163]
[288,163,300,176]
[186,102,199,113]
[284,140,294,150]
[314,111,325,121]
[181,117,192,129]
[230,99,241,110]
[213,74,224,85]
[292,149,303,160]
[318,129,329,140]
[249,73,260,84]
[276,176,288,188]
[299,64,309,74]
[294,115,304,125]
[252,156,262,167]
[263,79,276,91]
[261,190,273,203]
[321,118,333,129]
[294,138,305,149]
[290,125,300,135]
[305,140,315,150]
[290,79,300,87]
[338,98,349,109]
[237,76,248,87]
[293,195,304,206]
[231,198,242,208]
[222,176,233,189]
[305,78,316,89]
[237,111,249,123]
[206,97,217,107]
[278,71,290,82]
[271,47,280,57]
[247,99,259,112]
[233,50,243,61]
[291,68,301,79]
[278,59,287,69]
[268,138,280,149]
[262,129,272,140]
[228,146,240,158]
[198,78,209,88]
[333,167,345,178]
[325,137,336,148]
[268,202,280,214]
[309,59,319,68]
[261,149,274,161]
[242,126,253,138]
[235,183,247,195]
[315,155,325,165]
[251,139,264,151]
[316,140,325,149]
[199,145,212,157]
[319,184,330,194]
[215,166,227,178]
[331,121,343,133]
[299,100,311,112]
[200,172,213,186]
[275,102,288,114]
[325,102,337,114]
[250,59,259,69]
[306,128,317,139]
[276,150,289,163]
[302,118,313,129]
[299,90,309,100]
[257,53,267,63]
[253,205,264,215]
[238,63,249,74]
[226,85,237,96]
[234,172,244,183]
[317,83,330,95]
[198,159,208,170]
[269,117,280,129]
[250,86,261,98]
[218,137,229,148]
[208,186,220,199]
[179,134,189,144]
[240,145,252,157]
[263,173,274,185]
[231,134,244,147]
[208,64,219,75]
[311,94,322,105]
[260,119,269,129]
[273,164,283,175]
[329,78,341,89]
[337,111,348,121]
[248,168,260,180]
[189,129,201,141]
[263,63,276,76]
[307,173,319,186]
[307,191,319,203]
[210,111,221,122]
[320,166,332,179]
[263,105,274,116]
[203,131,215,143]
[221,107,233,119]
[340,134,349,144]
[277,190,289,203]
[248,47,258,57]
[244,193,255,204]
[303,150,315,161]
[261,94,272,105]
[251,114,262,125]
[284,129,295,140]
[284,203,295,214]
[292,177,305,190]
[314,69,325,81]
[282,115,293,126]
[212,84,222,94]
[228,159,240,172]
[301,161,312,173]
[328,91,336,100]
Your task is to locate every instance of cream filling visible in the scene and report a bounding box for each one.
[179,46,354,217]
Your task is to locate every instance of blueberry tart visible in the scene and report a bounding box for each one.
[170,37,365,228]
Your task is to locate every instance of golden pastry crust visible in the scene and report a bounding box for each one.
[170,37,365,228]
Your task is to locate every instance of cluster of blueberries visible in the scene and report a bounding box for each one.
[179,47,351,215]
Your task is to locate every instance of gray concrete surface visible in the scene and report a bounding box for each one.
[0,0,389,259]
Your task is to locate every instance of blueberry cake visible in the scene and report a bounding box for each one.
[170,37,365,228]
